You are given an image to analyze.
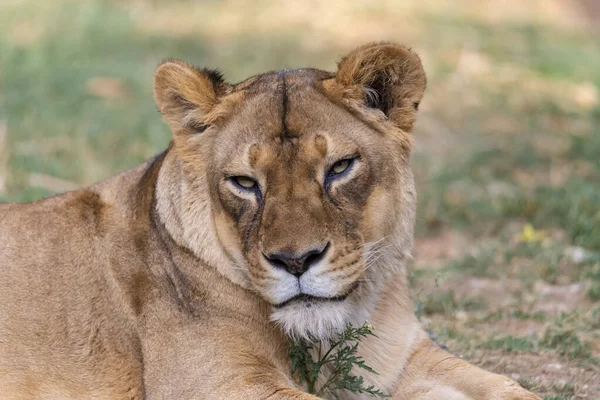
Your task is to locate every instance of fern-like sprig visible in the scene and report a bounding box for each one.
[288,322,390,399]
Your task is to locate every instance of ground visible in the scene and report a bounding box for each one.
[0,1,598,398]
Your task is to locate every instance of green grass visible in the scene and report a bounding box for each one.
[478,309,547,324]
[444,249,499,278]
[482,335,537,353]
[422,14,600,82]
[1,2,168,201]
[540,327,593,362]
[0,0,333,202]
[414,13,600,249]
[544,382,578,400]
[481,329,596,364]
[419,289,487,317]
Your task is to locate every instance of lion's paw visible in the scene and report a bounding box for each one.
[489,379,542,400]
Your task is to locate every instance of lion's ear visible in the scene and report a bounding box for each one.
[334,42,426,132]
[153,60,229,134]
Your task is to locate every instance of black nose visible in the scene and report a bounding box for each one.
[264,242,330,277]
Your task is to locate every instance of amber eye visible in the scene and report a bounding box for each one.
[325,157,358,188]
[330,159,352,175]
[232,176,258,190]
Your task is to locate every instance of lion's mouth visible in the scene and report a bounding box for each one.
[272,283,359,308]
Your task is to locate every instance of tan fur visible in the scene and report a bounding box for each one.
[0,42,540,399]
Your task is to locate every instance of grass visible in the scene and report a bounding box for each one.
[419,289,487,317]
[1,0,599,398]
[0,0,332,202]
[481,327,596,365]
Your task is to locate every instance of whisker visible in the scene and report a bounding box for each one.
[362,243,393,269]
[359,235,390,250]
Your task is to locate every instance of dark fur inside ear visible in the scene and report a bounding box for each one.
[363,73,392,114]
[335,42,427,132]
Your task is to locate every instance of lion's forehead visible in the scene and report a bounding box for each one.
[248,136,325,172]
[227,69,359,140]
[216,70,362,172]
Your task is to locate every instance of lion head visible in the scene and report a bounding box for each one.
[153,42,426,340]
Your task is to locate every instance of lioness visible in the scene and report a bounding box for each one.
[0,42,540,399]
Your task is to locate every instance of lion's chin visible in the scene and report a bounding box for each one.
[270,299,351,342]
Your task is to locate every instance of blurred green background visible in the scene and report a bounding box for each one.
[1,0,599,398]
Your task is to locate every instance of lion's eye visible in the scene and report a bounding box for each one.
[232,176,258,190]
[331,159,351,175]
[325,157,358,188]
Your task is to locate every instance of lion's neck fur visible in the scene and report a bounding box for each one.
[154,148,251,290]
[112,148,269,322]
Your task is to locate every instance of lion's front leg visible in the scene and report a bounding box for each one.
[145,346,321,400]
[394,339,541,400]
[221,378,321,400]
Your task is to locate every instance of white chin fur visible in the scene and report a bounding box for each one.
[270,300,350,341]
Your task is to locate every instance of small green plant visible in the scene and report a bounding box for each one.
[288,322,390,399]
